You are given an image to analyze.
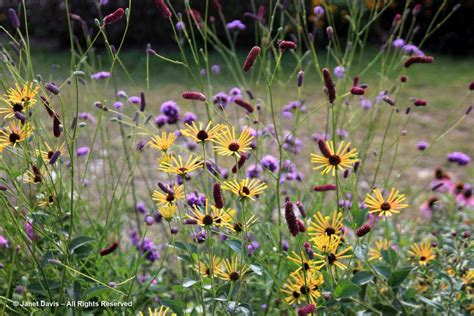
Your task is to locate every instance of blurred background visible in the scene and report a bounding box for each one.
[0,0,473,55]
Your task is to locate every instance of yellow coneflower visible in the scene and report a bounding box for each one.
[0,121,32,152]
[409,241,436,267]
[148,131,176,152]
[229,215,258,233]
[36,142,65,163]
[287,251,318,274]
[281,270,324,305]
[187,200,235,228]
[308,211,343,238]
[158,154,203,176]
[313,234,352,270]
[196,255,223,278]
[216,257,250,282]
[462,270,473,285]
[2,82,39,109]
[158,204,177,221]
[365,188,408,217]
[221,178,267,201]
[152,184,185,206]
[181,121,224,143]
[38,194,56,208]
[138,306,175,316]
[311,141,358,175]
[23,165,45,185]
[368,240,392,261]
[213,126,253,157]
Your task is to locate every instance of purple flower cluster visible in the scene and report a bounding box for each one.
[246,164,263,178]
[333,66,346,79]
[187,192,206,207]
[130,231,160,262]
[283,133,302,154]
[160,100,180,124]
[261,155,279,173]
[226,20,246,31]
[213,92,229,109]
[0,235,9,248]
[280,160,303,183]
[183,112,197,125]
[91,71,111,80]
[282,100,306,119]
[447,152,471,166]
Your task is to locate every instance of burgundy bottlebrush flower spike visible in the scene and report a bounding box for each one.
[298,304,315,316]
[414,99,427,106]
[182,91,206,101]
[100,241,119,256]
[285,200,299,237]
[243,46,261,72]
[231,154,247,173]
[53,114,61,137]
[322,68,336,103]
[278,40,297,51]
[296,201,306,218]
[103,8,125,26]
[313,184,337,191]
[155,0,172,18]
[317,139,331,158]
[356,223,371,237]
[404,55,434,68]
[234,98,254,113]
[213,183,224,209]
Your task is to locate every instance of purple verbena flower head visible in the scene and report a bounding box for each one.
[213,92,229,109]
[183,112,197,125]
[128,96,141,104]
[313,6,324,16]
[113,101,124,110]
[333,66,346,79]
[192,229,208,243]
[246,164,263,178]
[136,202,148,214]
[417,140,429,150]
[76,146,90,157]
[78,112,97,123]
[359,97,373,110]
[154,114,168,127]
[187,192,206,207]
[91,71,111,80]
[117,90,127,98]
[226,20,246,31]
[176,21,185,31]
[392,38,405,49]
[0,235,9,248]
[447,152,471,166]
[402,44,424,56]
[160,100,180,119]
[211,64,221,74]
[261,155,279,173]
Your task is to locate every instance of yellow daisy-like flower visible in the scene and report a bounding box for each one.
[38,194,56,208]
[152,184,185,206]
[281,270,324,305]
[409,241,436,267]
[308,211,343,238]
[213,126,253,157]
[158,204,177,221]
[23,165,45,185]
[181,121,224,143]
[149,131,176,152]
[287,251,319,274]
[158,154,203,176]
[187,200,235,228]
[311,141,358,175]
[368,240,392,261]
[196,255,223,278]
[221,178,267,201]
[364,188,409,217]
[462,270,473,285]
[2,82,39,110]
[216,256,250,282]
[138,306,175,316]
[229,215,258,233]
[313,234,352,270]
[36,142,65,163]
[0,121,32,152]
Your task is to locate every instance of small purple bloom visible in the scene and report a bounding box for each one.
[176,21,185,31]
[136,202,148,214]
[359,97,373,110]
[113,101,124,109]
[447,152,471,166]
[192,229,207,243]
[183,112,197,125]
[416,140,429,150]
[211,64,221,74]
[128,96,141,104]
[187,192,206,207]
[246,164,262,178]
[333,66,346,79]
[402,44,424,56]
[160,100,180,119]
[282,240,289,252]
[76,147,90,157]
[91,71,111,80]
[226,20,246,31]
[261,155,279,173]
[213,92,229,109]
[144,214,154,226]
[0,236,8,248]
[392,38,405,49]
[117,90,127,98]
[313,6,324,16]
[154,114,168,127]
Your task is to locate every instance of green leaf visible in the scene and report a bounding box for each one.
[381,248,398,268]
[68,236,95,253]
[388,267,412,287]
[353,244,368,261]
[182,279,198,288]
[373,303,399,315]
[373,263,391,279]
[334,281,361,298]
[352,271,374,285]
[249,264,263,276]
[227,240,242,253]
